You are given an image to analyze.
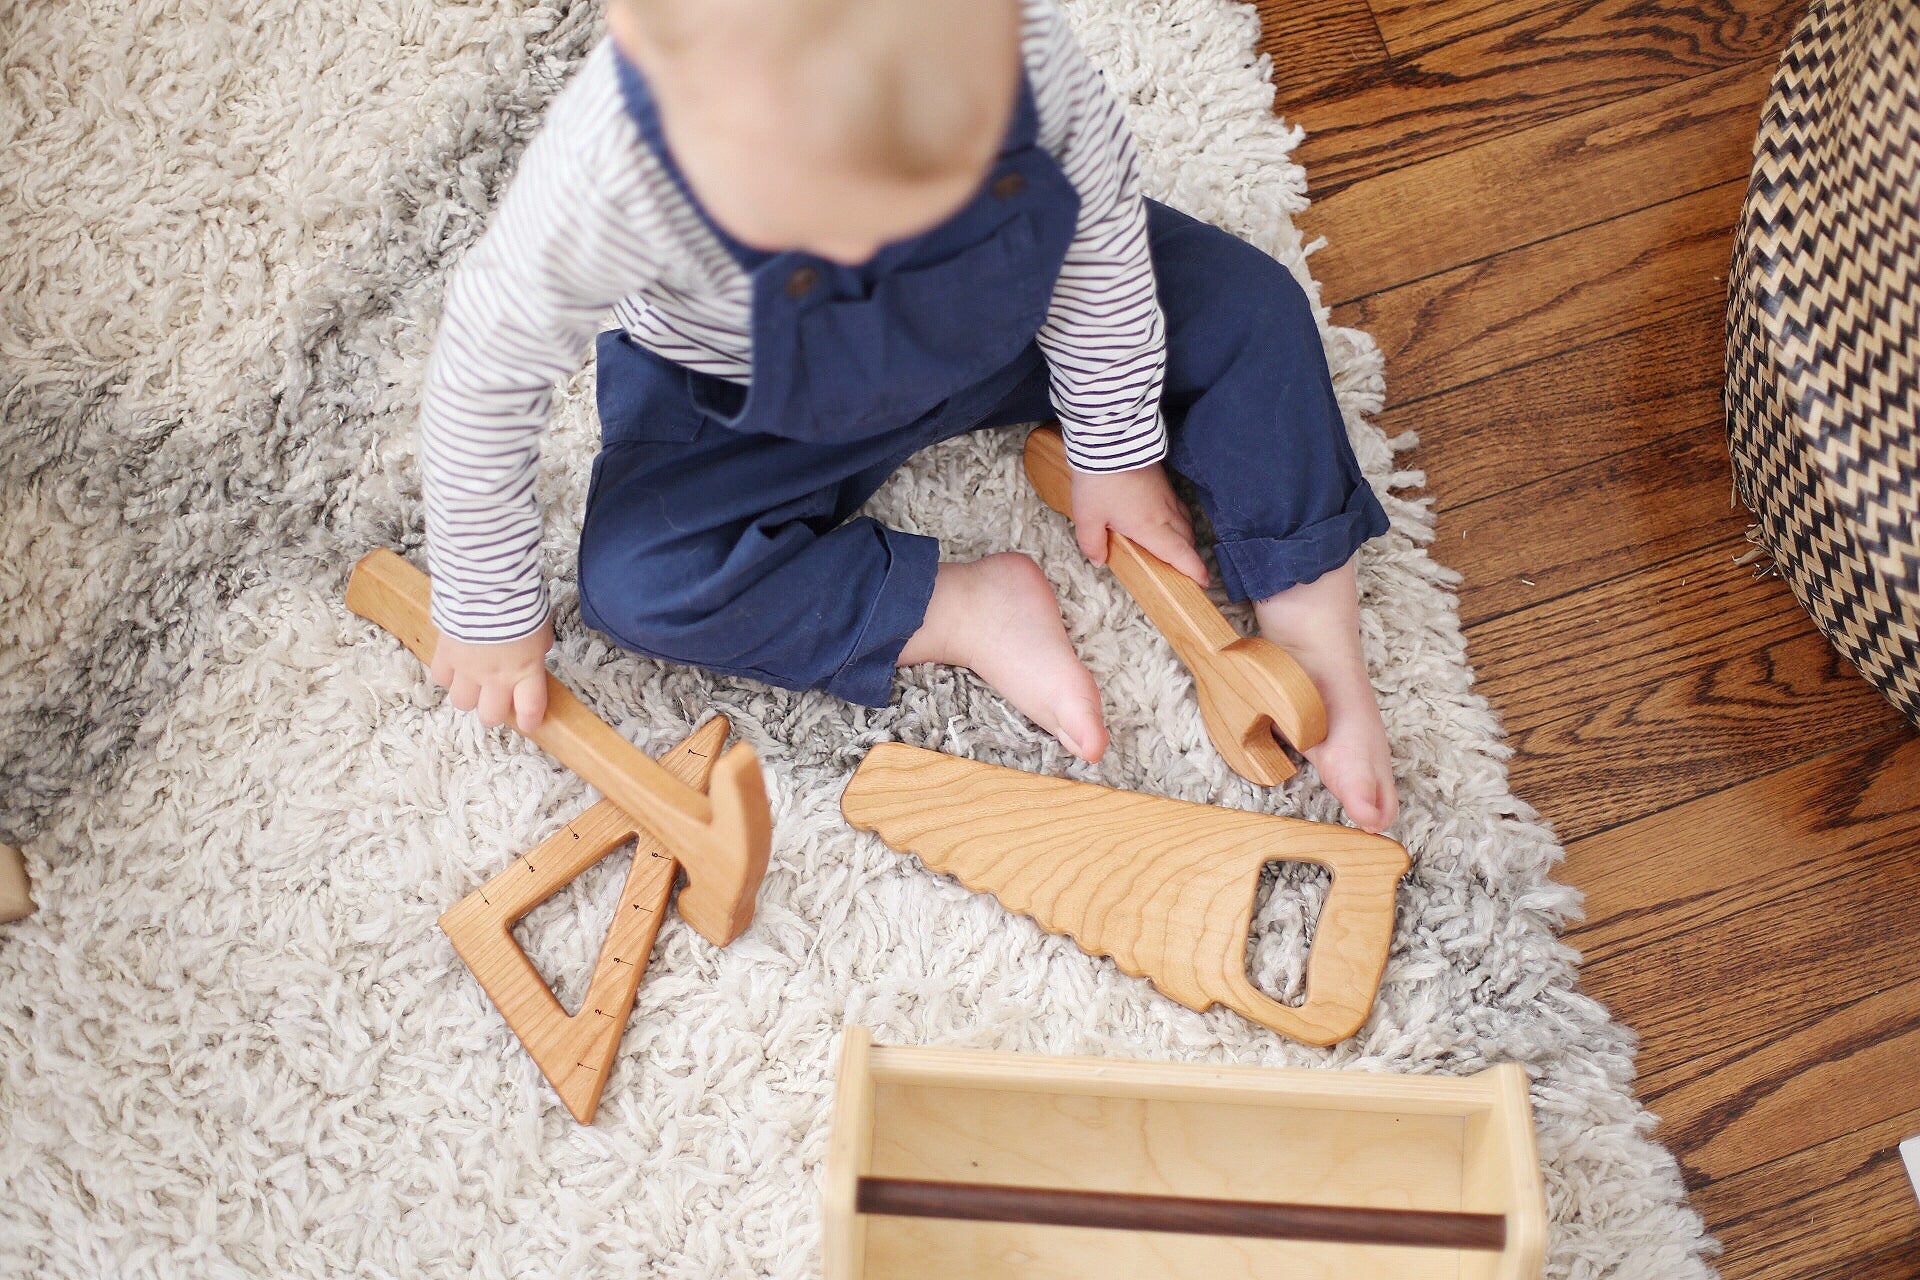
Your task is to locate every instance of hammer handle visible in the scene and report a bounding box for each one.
[345,549,773,945]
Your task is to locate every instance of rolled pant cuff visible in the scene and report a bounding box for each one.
[1212,484,1391,603]
[825,528,942,707]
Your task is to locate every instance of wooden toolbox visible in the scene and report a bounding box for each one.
[824,1028,1547,1279]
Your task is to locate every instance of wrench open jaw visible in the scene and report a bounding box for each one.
[1023,427,1327,785]
[345,549,772,946]
[1191,634,1328,786]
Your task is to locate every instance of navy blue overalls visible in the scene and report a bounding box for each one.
[578,56,1390,707]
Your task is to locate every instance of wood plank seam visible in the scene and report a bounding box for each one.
[1305,54,1782,304]
[1562,726,1918,858]
[1261,2,1912,1274]
[1459,534,1756,637]
[1330,175,1746,324]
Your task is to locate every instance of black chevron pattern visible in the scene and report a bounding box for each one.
[1728,0,1920,726]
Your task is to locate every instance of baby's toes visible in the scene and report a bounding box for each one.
[1308,740,1397,834]
[1055,692,1108,763]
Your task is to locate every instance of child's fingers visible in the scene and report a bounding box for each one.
[1132,521,1210,587]
[1075,519,1110,566]
[1170,540,1211,587]
[447,673,481,714]
[429,641,454,689]
[476,681,514,728]
[513,672,549,735]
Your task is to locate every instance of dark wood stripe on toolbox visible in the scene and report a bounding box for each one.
[856,1178,1509,1249]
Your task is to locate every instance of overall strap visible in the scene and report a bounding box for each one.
[613,50,774,269]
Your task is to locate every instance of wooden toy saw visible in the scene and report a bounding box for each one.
[841,743,1407,1045]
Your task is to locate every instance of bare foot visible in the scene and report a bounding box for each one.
[899,553,1108,761]
[1253,561,1398,833]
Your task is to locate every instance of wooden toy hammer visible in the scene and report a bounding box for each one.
[1023,427,1327,785]
[345,549,772,946]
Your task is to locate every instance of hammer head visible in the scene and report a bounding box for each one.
[670,741,773,947]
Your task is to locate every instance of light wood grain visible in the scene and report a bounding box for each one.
[1458,1062,1550,1280]
[824,1026,877,1280]
[344,548,771,946]
[865,1039,1522,1111]
[438,719,727,1123]
[0,843,32,925]
[840,744,1406,1045]
[833,1033,1546,1279]
[1023,427,1327,785]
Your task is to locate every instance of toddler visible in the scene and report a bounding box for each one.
[422,0,1399,831]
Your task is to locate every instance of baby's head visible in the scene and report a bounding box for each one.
[608,0,1021,264]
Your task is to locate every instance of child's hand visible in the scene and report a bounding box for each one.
[430,621,555,734]
[1069,463,1210,587]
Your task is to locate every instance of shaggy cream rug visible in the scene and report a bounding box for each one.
[0,1,1716,1276]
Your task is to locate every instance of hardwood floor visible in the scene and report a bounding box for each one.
[1255,0,1920,1274]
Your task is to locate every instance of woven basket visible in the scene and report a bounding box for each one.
[1726,0,1920,726]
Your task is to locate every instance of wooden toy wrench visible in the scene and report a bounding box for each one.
[346,549,772,945]
[1023,427,1327,785]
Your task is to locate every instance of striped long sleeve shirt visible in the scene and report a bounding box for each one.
[422,0,1168,643]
